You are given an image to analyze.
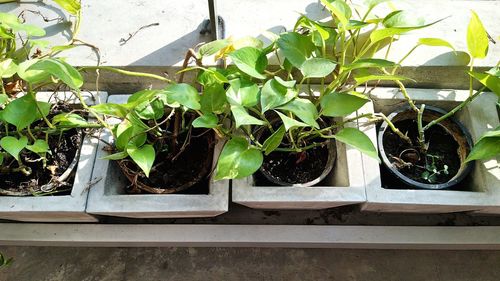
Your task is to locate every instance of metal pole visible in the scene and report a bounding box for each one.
[208,0,219,40]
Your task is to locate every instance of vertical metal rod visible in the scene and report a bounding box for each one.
[208,0,219,41]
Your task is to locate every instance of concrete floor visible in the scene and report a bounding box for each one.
[1,247,500,281]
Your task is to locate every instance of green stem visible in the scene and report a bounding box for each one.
[377,112,412,145]
[422,88,485,131]
[29,91,55,129]
[80,66,174,83]
[417,104,425,149]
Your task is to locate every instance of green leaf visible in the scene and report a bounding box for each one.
[370,16,445,44]
[26,139,49,154]
[226,78,259,107]
[14,23,45,37]
[343,58,396,71]
[228,47,267,79]
[469,71,500,97]
[91,103,129,118]
[0,95,50,130]
[260,78,297,112]
[486,67,500,77]
[29,59,83,90]
[0,94,8,106]
[192,113,218,128]
[383,10,425,28]
[0,59,18,78]
[320,0,351,28]
[101,151,129,160]
[467,11,489,59]
[127,144,155,177]
[163,83,201,110]
[276,111,309,131]
[52,113,88,126]
[115,118,147,151]
[233,36,264,49]
[0,136,28,161]
[321,91,369,117]
[277,32,315,68]
[466,128,500,162]
[51,0,81,15]
[354,73,411,85]
[17,59,51,85]
[300,58,336,78]
[215,137,263,180]
[262,125,286,155]
[230,105,265,128]
[197,67,229,86]
[200,83,227,114]
[197,39,229,58]
[418,38,455,50]
[334,127,379,161]
[277,98,319,129]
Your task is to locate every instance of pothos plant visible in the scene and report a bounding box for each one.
[178,0,466,183]
[0,0,106,195]
[0,251,12,270]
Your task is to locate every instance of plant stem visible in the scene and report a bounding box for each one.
[377,112,412,145]
[80,66,173,83]
[422,88,485,131]
[417,104,426,150]
[30,91,55,129]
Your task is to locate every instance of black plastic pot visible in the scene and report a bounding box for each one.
[255,118,337,187]
[377,105,474,190]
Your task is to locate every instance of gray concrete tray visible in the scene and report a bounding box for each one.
[0,91,107,222]
[361,88,500,213]
[86,95,230,218]
[232,110,371,210]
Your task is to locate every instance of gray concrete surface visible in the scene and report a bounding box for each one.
[1,246,500,281]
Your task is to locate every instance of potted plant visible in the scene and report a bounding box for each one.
[0,2,107,222]
[361,9,500,213]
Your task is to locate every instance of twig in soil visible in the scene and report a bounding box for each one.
[119,23,159,46]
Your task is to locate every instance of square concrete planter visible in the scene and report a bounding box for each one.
[232,111,374,210]
[361,88,500,213]
[0,91,107,222]
[86,95,229,218]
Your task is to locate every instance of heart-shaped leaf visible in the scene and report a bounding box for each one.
[226,78,259,107]
[127,144,155,177]
[277,98,319,129]
[192,113,218,128]
[277,32,315,68]
[262,125,286,155]
[228,47,268,79]
[300,58,336,78]
[467,11,489,59]
[276,111,309,131]
[29,58,83,90]
[215,137,263,180]
[0,95,51,130]
[0,136,28,161]
[26,139,50,154]
[260,78,297,112]
[163,83,201,110]
[231,105,265,128]
[334,127,379,161]
[321,91,369,117]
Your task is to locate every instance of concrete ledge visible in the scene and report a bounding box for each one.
[1,224,500,249]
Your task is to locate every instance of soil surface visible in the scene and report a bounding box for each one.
[382,119,461,185]
[119,128,214,194]
[259,145,330,185]
[0,102,82,196]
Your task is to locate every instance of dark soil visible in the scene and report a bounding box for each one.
[258,145,330,185]
[119,128,214,195]
[0,102,82,196]
[382,119,461,184]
